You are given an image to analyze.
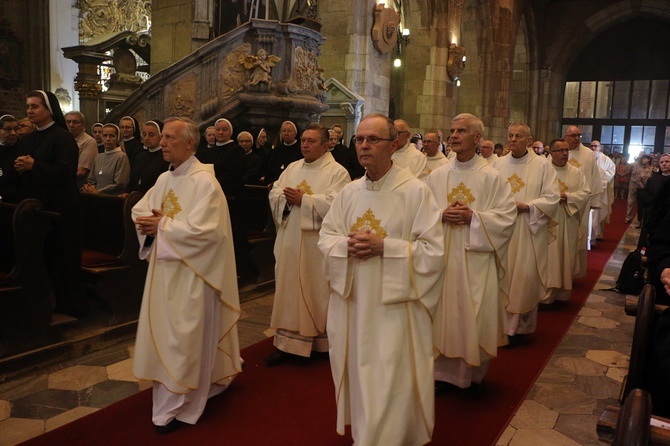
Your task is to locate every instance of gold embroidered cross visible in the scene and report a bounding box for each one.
[558,178,569,194]
[447,182,476,206]
[350,208,387,238]
[507,174,526,194]
[161,188,182,218]
[568,158,581,168]
[296,180,313,195]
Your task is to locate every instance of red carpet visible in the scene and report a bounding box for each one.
[21,200,629,446]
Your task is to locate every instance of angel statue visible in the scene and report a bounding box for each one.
[240,49,281,91]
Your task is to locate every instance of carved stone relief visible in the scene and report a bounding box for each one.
[78,0,152,43]
[169,75,196,118]
[290,46,327,98]
[220,43,251,99]
[239,49,281,93]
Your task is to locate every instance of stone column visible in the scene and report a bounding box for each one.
[318,0,393,116]
[152,0,208,73]
[71,56,107,123]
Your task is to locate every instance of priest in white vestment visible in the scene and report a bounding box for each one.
[266,123,350,365]
[392,118,428,180]
[590,140,615,242]
[132,118,242,434]
[544,139,592,304]
[319,114,445,446]
[426,114,516,391]
[423,131,449,175]
[495,123,559,342]
[564,126,603,277]
[480,139,499,168]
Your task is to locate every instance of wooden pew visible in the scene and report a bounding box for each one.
[0,199,56,358]
[598,285,669,444]
[623,284,657,402]
[80,192,147,325]
[599,389,670,445]
[241,184,276,285]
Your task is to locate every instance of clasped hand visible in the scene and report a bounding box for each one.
[135,209,164,236]
[347,229,383,260]
[14,155,34,173]
[442,200,473,225]
[283,187,304,206]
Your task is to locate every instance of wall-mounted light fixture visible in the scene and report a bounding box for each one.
[447,43,466,83]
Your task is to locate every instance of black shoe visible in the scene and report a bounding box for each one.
[155,418,183,434]
[503,334,522,349]
[435,380,454,396]
[265,350,289,367]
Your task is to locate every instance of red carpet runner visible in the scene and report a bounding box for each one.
[21,200,630,446]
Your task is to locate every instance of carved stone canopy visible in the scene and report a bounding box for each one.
[62,30,151,67]
[371,4,400,55]
[447,43,466,81]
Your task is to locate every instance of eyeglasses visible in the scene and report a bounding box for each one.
[589,145,600,148]
[532,146,543,150]
[566,133,582,138]
[354,136,395,145]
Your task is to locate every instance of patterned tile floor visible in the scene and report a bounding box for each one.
[0,225,640,446]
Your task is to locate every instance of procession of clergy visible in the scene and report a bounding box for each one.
[132,111,611,445]
[263,113,613,445]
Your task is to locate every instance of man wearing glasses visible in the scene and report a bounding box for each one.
[319,113,444,446]
[563,126,603,277]
[392,119,428,180]
[545,139,591,304]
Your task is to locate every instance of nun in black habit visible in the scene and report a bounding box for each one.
[15,90,88,317]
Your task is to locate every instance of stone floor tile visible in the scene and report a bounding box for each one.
[0,417,45,446]
[585,294,606,303]
[535,364,576,385]
[0,375,49,401]
[554,413,602,446]
[106,358,137,382]
[578,307,602,317]
[560,333,614,351]
[496,425,515,445]
[78,346,132,368]
[572,375,621,399]
[606,367,627,383]
[509,428,581,445]
[80,380,140,409]
[585,350,629,368]
[0,400,9,421]
[45,406,99,432]
[11,389,79,420]
[533,384,596,414]
[48,365,108,391]
[509,400,558,429]
[577,316,619,329]
[554,357,607,376]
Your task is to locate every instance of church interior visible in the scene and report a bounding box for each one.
[1,0,670,444]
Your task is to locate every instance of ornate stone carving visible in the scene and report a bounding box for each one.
[339,102,355,118]
[371,4,400,55]
[447,43,466,81]
[109,48,141,85]
[290,46,327,98]
[239,49,281,93]
[169,75,196,118]
[220,43,251,99]
[78,0,152,43]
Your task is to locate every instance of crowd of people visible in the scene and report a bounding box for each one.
[2,90,670,444]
